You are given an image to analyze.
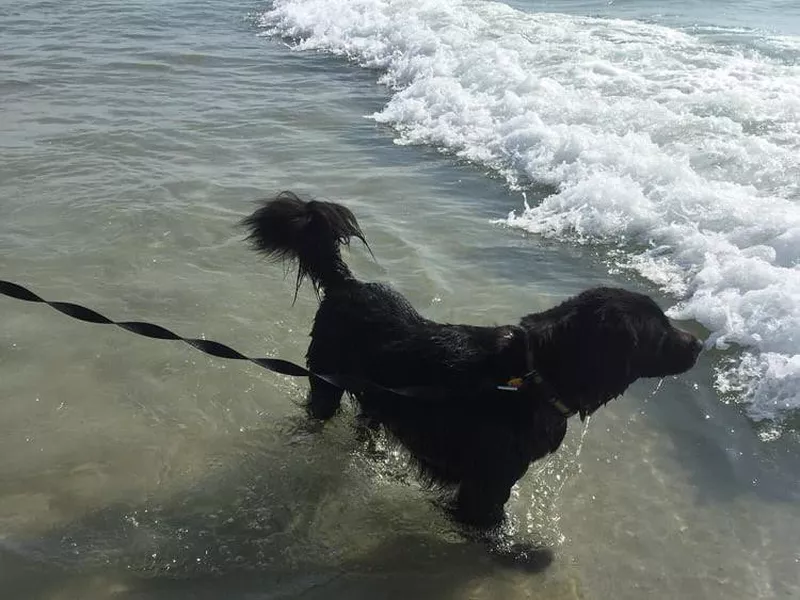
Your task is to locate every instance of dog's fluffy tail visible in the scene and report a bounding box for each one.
[242,191,369,295]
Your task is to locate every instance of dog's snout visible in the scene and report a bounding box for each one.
[677,328,703,357]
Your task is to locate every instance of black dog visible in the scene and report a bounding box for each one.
[244,192,702,529]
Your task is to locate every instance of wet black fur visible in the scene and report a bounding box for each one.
[244,192,702,529]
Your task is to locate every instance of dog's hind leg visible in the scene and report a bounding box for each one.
[306,376,344,420]
[353,410,386,459]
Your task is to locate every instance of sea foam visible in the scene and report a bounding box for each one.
[259,0,800,425]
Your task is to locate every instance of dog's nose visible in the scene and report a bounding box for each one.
[682,331,703,357]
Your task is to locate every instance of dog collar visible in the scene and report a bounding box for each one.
[497,371,577,418]
[496,328,577,418]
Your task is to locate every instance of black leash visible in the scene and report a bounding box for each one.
[0,279,514,400]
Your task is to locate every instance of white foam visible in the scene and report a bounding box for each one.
[259,0,800,425]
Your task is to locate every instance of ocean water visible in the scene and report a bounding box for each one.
[1,1,799,599]
[260,0,800,424]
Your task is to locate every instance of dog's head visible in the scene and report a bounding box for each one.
[521,287,702,419]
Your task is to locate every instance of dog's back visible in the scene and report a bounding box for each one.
[312,281,524,387]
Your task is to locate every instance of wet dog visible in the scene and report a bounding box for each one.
[243,192,702,529]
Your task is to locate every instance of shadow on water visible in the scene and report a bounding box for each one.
[1,415,561,600]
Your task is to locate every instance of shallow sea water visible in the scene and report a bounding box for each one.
[1,1,799,598]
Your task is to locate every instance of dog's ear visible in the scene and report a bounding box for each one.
[581,314,641,411]
[598,307,641,352]
[623,320,640,351]
[606,319,640,375]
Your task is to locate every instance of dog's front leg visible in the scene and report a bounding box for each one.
[452,478,513,530]
[306,376,344,420]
